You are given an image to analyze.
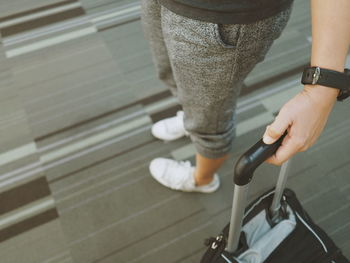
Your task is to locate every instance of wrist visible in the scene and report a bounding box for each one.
[303,84,338,105]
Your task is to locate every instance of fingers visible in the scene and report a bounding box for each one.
[263,109,293,165]
[265,134,298,165]
[263,113,291,144]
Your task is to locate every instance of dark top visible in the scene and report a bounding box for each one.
[158,0,294,24]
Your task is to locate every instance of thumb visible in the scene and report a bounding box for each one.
[263,114,291,144]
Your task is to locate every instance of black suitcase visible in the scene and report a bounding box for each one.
[201,134,349,263]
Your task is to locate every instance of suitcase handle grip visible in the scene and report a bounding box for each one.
[234,132,287,186]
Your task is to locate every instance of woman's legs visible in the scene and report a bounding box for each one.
[143,1,292,191]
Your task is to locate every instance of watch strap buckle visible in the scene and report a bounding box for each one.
[312,66,321,85]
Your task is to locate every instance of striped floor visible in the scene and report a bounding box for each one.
[0,0,349,262]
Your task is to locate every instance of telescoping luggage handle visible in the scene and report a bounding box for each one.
[226,132,290,253]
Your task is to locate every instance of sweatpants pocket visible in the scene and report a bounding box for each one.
[214,23,241,49]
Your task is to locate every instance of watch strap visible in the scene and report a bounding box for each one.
[301,67,350,101]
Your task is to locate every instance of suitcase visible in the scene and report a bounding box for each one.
[201,133,349,263]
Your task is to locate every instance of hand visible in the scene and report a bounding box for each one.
[262,85,338,166]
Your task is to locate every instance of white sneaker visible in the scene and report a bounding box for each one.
[149,158,220,193]
[151,111,189,141]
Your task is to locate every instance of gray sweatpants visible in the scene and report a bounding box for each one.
[141,0,292,159]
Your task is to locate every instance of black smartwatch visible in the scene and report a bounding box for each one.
[301,66,350,101]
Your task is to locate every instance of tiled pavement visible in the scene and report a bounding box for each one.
[0,0,349,262]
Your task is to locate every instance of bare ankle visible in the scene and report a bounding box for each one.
[194,172,214,186]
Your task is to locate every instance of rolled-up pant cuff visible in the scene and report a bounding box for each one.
[189,126,236,159]
[194,143,233,159]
